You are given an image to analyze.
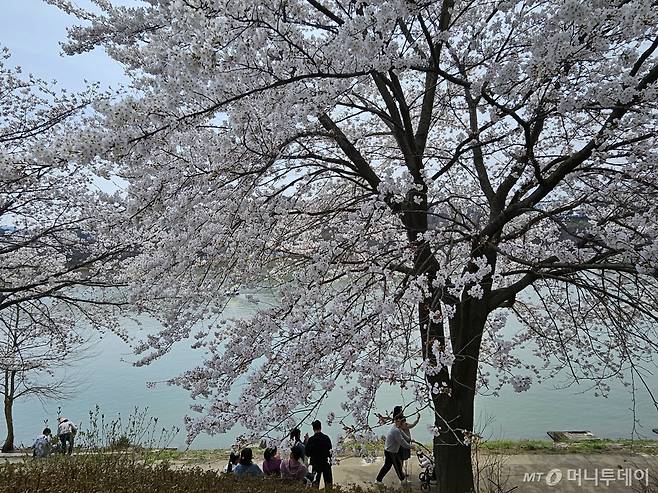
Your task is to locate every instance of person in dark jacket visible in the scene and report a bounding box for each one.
[304,420,333,488]
[225,451,240,473]
[290,427,307,464]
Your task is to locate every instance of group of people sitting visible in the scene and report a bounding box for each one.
[225,420,333,487]
[33,417,78,458]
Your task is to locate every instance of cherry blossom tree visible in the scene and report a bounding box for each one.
[50,0,658,490]
[0,303,86,452]
[0,52,130,314]
[0,52,133,451]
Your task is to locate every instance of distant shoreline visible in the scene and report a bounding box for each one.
[118,438,658,464]
[3,438,657,462]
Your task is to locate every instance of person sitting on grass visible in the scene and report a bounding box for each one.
[280,444,309,483]
[225,451,239,473]
[233,448,264,477]
[33,428,52,459]
[262,447,281,475]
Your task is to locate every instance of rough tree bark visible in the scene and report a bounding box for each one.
[432,304,487,493]
[2,370,16,453]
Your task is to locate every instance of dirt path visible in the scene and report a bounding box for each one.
[331,454,658,492]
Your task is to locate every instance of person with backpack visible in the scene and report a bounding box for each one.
[33,428,52,459]
[57,417,77,455]
[304,420,333,488]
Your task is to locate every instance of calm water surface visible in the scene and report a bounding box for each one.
[9,297,658,449]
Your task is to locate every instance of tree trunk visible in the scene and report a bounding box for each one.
[2,395,14,453]
[410,242,480,491]
[433,389,476,492]
[2,370,15,453]
[402,150,493,491]
[434,433,474,492]
[430,301,487,493]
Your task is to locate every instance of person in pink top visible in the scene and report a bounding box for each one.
[280,445,308,483]
[262,447,282,475]
[281,445,308,482]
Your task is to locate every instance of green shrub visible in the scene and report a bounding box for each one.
[0,456,381,493]
[109,436,131,450]
[76,405,179,452]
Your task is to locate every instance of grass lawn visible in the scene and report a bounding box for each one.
[473,438,658,454]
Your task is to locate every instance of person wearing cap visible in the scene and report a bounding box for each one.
[375,415,414,485]
[57,417,77,455]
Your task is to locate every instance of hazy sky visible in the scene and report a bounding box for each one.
[1,0,127,90]
[1,1,134,198]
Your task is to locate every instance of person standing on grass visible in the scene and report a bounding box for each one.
[57,417,77,455]
[305,420,333,488]
[375,415,414,486]
[233,448,264,477]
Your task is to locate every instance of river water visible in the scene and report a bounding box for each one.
[9,296,658,450]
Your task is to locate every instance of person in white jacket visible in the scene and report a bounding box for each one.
[57,417,77,455]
